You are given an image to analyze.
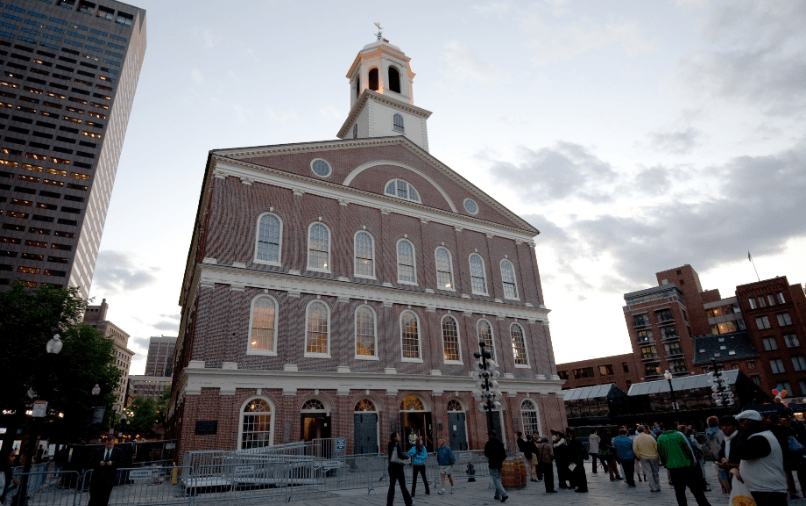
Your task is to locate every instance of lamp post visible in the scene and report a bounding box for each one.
[664,370,679,411]
[473,340,501,438]
[709,358,734,409]
[18,334,62,506]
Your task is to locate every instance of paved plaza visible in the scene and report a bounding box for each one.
[314,466,806,506]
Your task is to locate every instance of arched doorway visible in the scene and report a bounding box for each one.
[239,398,274,450]
[354,398,378,454]
[400,395,433,452]
[300,398,331,442]
[446,399,468,450]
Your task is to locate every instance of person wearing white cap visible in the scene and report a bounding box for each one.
[731,410,788,506]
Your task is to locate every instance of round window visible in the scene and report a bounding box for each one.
[464,198,478,214]
[310,159,332,178]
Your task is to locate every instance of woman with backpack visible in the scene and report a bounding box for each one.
[387,432,413,506]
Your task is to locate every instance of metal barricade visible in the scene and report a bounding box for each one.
[103,466,191,506]
[6,468,83,506]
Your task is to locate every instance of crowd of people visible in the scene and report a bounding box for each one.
[386,410,806,506]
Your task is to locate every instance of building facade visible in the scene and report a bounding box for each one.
[127,375,170,401]
[556,353,639,393]
[169,38,564,459]
[0,0,146,298]
[83,298,133,409]
[144,335,176,377]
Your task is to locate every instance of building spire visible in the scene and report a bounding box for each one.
[374,22,383,41]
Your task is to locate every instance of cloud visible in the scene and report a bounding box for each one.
[675,1,806,116]
[442,40,507,84]
[92,251,158,294]
[153,320,179,332]
[318,105,343,120]
[648,127,701,155]
[159,313,181,321]
[202,29,218,48]
[131,336,150,348]
[191,69,203,83]
[490,142,617,202]
[471,2,510,15]
[265,104,297,122]
[233,104,246,123]
[522,10,660,65]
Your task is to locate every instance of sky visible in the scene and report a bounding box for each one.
[89,0,806,375]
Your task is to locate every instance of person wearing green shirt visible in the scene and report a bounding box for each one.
[657,421,711,506]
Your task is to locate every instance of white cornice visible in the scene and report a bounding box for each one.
[198,264,550,322]
[337,90,432,139]
[212,158,536,243]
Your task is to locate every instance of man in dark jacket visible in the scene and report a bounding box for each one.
[567,429,588,493]
[484,431,508,502]
[89,440,122,506]
[535,437,556,493]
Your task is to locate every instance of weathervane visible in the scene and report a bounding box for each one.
[374,22,383,41]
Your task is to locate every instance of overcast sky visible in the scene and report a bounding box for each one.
[90,0,806,375]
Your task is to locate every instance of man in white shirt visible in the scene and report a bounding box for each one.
[588,430,601,474]
[731,410,788,506]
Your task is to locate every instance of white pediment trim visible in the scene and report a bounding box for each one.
[197,264,550,322]
[343,160,457,212]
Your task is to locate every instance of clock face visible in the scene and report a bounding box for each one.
[353,124,358,139]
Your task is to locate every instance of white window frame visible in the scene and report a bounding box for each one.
[384,179,421,203]
[441,314,463,365]
[304,300,331,358]
[778,312,793,327]
[520,399,541,436]
[253,212,283,266]
[748,298,757,309]
[309,158,332,178]
[399,310,423,363]
[354,231,376,279]
[237,396,275,450]
[393,113,404,133]
[777,292,786,304]
[434,247,455,291]
[396,238,418,285]
[246,294,279,356]
[354,304,379,360]
[500,259,519,300]
[511,323,530,368]
[469,253,488,295]
[306,222,331,273]
[477,318,496,363]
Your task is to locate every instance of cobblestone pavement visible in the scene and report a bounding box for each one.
[297,465,806,506]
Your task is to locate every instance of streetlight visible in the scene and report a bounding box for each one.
[19,334,62,506]
[664,370,679,411]
[709,358,734,408]
[473,340,501,437]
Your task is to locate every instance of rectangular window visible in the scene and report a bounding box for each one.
[776,382,792,395]
[767,294,776,306]
[573,367,595,380]
[751,375,761,385]
[641,345,658,359]
[669,359,687,373]
[770,359,786,374]
[645,363,660,377]
[664,342,683,356]
[792,356,806,372]
[762,337,778,351]
[777,312,793,327]
[784,334,800,348]
[655,308,673,323]
[777,292,786,304]
[633,313,649,327]
[636,329,653,343]
[597,364,614,376]
[756,316,771,330]
[17,266,40,274]
[758,296,766,308]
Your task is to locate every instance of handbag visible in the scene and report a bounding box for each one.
[729,477,757,506]
[531,453,538,465]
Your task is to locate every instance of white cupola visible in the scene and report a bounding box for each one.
[337,36,432,151]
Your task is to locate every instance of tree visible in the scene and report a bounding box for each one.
[0,281,120,451]
[127,396,159,438]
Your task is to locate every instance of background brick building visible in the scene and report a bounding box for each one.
[83,298,132,410]
[168,38,564,459]
[556,354,638,393]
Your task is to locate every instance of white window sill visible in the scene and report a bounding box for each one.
[515,363,531,369]
[247,350,277,356]
[444,360,463,366]
[472,291,489,296]
[307,267,331,274]
[304,353,331,359]
[402,357,423,363]
[398,280,418,286]
[355,355,379,361]
[438,287,456,292]
[504,296,520,301]
[253,259,282,267]
[354,274,376,280]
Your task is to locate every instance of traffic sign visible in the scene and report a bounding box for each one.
[335,438,346,450]
[32,400,47,418]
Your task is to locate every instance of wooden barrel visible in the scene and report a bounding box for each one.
[501,456,527,490]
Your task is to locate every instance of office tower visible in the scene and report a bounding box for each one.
[144,335,176,377]
[0,0,146,298]
[83,297,133,409]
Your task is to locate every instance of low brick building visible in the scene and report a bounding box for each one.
[556,354,639,393]
[168,38,564,459]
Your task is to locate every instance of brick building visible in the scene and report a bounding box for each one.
[168,38,564,458]
[83,298,133,409]
[556,354,639,393]
[127,375,170,402]
[0,0,146,298]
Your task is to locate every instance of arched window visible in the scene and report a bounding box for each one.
[354,231,375,278]
[397,239,416,284]
[400,310,421,361]
[388,66,401,93]
[447,399,463,412]
[247,295,277,355]
[469,254,487,294]
[384,179,420,203]
[442,315,461,363]
[500,259,519,299]
[435,247,454,290]
[240,398,273,449]
[477,319,496,362]
[307,223,330,271]
[368,68,379,91]
[511,323,529,366]
[355,399,376,412]
[305,301,330,356]
[301,399,327,411]
[400,395,425,411]
[521,399,540,436]
[355,305,377,358]
[393,113,404,133]
[255,213,282,265]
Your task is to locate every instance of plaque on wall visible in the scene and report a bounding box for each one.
[195,420,218,435]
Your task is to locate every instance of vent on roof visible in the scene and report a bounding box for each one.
[699,349,706,353]
[718,337,725,342]
[720,346,727,350]
[729,351,736,355]
[714,352,721,356]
